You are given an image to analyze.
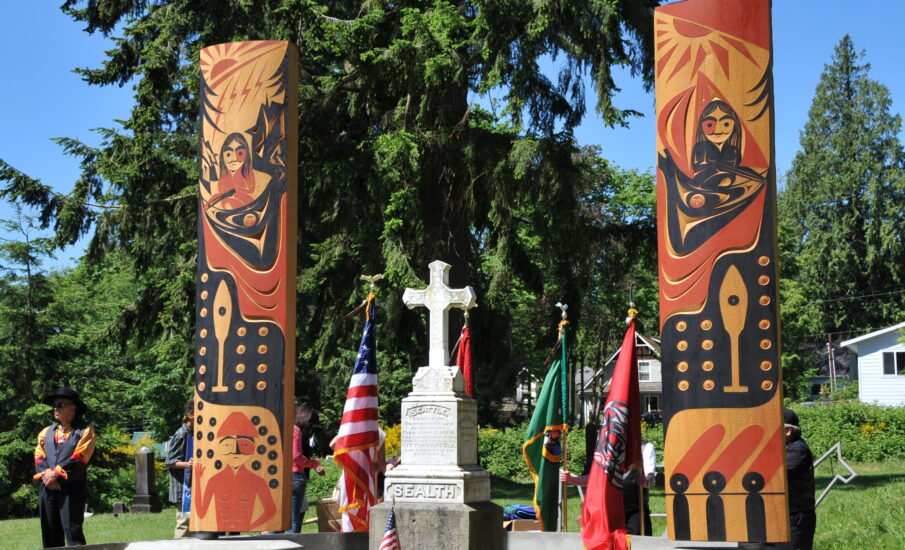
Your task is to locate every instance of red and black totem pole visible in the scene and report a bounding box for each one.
[191,41,298,533]
[655,0,790,543]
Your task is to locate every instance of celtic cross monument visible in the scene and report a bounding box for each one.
[368,260,501,550]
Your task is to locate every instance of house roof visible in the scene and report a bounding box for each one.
[637,333,661,355]
[581,333,662,391]
[602,332,661,367]
[839,321,905,351]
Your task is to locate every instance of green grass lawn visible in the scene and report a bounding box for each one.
[491,459,905,547]
[1,510,174,550]
[812,459,905,548]
[4,460,903,549]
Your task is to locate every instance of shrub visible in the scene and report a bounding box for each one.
[307,457,341,502]
[89,430,168,512]
[794,402,905,462]
[476,422,589,481]
[478,424,531,481]
[9,483,39,516]
[829,381,859,401]
[642,423,665,458]
[383,423,401,460]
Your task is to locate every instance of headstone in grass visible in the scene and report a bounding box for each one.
[131,446,161,513]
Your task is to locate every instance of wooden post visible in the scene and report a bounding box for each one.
[655,0,789,543]
[191,41,298,533]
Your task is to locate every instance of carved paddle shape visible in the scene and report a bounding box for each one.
[212,279,232,392]
[719,265,748,392]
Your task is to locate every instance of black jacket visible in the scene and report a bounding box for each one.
[786,435,815,512]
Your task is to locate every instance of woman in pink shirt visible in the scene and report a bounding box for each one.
[287,406,325,532]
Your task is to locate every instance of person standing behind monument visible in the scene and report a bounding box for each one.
[34,387,96,548]
[784,408,816,550]
[560,439,656,535]
[166,401,195,538]
[286,405,325,533]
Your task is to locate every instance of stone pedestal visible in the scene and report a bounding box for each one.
[369,501,501,550]
[370,366,501,550]
[384,367,490,503]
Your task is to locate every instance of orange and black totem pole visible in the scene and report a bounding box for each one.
[655,0,789,543]
[191,41,298,533]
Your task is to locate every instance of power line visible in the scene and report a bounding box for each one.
[807,288,905,306]
[783,287,905,340]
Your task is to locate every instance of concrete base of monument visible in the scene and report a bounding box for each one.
[383,464,490,503]
[504,532,748,549]
[369,500,503,550]
[62,532,369,550]
[55,530,773,549]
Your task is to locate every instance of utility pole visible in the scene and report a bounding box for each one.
[827,333,837,394]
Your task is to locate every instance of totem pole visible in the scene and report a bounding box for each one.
[191,41,298,533]
[655,0,790,543]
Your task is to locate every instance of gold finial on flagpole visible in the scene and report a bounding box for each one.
[626,301,638,324]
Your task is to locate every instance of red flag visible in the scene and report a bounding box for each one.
[456,327,474,398]
[581,318,642,550]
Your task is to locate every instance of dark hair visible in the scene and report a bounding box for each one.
[219,132,252,179]
[183,401,195,422]
[295,405,319,436]
[695,99,742,151]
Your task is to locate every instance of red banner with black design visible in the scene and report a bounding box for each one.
[580,319,641,550]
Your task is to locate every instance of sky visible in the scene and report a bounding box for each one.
[1,1,904,268]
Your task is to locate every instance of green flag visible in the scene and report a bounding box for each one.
[522,324,568,531]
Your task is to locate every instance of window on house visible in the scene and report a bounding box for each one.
[882,351,905,375]
[638,360,651,382]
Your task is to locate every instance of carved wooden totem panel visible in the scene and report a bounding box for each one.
[655,0,789,543]
[191,41,298,533]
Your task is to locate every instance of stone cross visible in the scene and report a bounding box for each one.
[403,260,477,367]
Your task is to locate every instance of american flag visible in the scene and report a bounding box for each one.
[379,507,401,550]
[334,294,380,532]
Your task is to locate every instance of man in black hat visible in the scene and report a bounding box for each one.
[34,387,96,547]
[784,407,815,550]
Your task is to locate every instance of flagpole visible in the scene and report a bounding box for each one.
[557,468,563,533]
[556,303,569,532]
[628,303,643,537]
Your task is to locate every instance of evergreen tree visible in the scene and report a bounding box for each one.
[779,35,905,398]
[0,0,659,431]
[0,207,59,517]
[0,208,143,517]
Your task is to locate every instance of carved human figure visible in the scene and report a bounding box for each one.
[210,133,255,210]
[193,412,277,531]
[691,100,764,192]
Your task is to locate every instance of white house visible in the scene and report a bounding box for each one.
[840,321,905,406]
[578,332,663,424]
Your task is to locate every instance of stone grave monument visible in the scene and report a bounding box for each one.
[131,446,160,513]
[369,260,502,550]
